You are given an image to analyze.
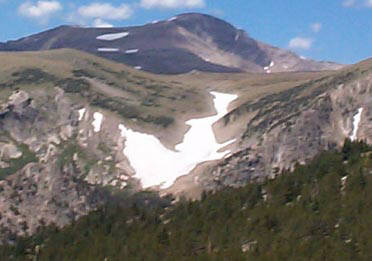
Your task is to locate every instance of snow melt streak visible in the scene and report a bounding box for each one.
[119,92,237,189]
[98,48,119,52]
[168,17,177,22]
[125,49,138,54]
[350,108,363,141]
[96,32,129,41]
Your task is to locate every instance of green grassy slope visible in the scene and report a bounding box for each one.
[0,48,341,148]
[0,49,210,134]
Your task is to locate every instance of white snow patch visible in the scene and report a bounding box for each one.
[92,112,103,132]
[152,20,159,24]
[119,92,238,189]
[97,48,119,52]
[300,56,307,60]
[78,108,86,121]
[235,33,240,41]
[134,66,142,70]
[96,32,129,41]
[125,49,138,54]
[340,176,347,193]
[120,182,127,189]
[264,62,274,72]
[168,16,177,22]
[350,108,363,141]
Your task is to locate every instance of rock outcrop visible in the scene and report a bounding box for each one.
[0,87,137,243]
[197,66,372,190]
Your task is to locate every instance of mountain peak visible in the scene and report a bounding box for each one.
[175,12,227,22]
[0,13,342,74]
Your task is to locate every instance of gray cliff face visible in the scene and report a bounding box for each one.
[0,88,137,243]
[196,67,372,190]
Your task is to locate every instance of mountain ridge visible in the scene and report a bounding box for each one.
[0,47,370,245]
[0,13,342,74]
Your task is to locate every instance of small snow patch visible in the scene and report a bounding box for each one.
[264,61,274,73]
[235,33,240,41]
[98,48,119,52]
[96,32,129,41]
[168,16,177,22]
[78,108,86,121]
[134,66,142,70]
[152,20,159,24]
[125,49,138,54]
[241,241,258,252]
[350,108,363,141]
[92,112,103,132]
[120,182,127,189]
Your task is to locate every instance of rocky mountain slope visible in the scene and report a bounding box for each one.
[168,59,372,196]
[0,49,213,243]
[0,13,342,74]
[0,48,370,243]
[2,140,372,260]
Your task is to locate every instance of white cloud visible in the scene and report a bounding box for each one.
[78,3,133,20]
[19,1,62,18]
[66,12,88,26]
[311,23,322,33]
[342,0,372,8]
[140,0,205,9]
[288,37,313,50]
[343,0,356,7]
[92,18,113,28]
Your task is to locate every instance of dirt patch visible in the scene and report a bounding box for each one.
[85,77,135,100]
[162,160,219,199]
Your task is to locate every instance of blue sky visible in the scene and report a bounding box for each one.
[0,0,371,64]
